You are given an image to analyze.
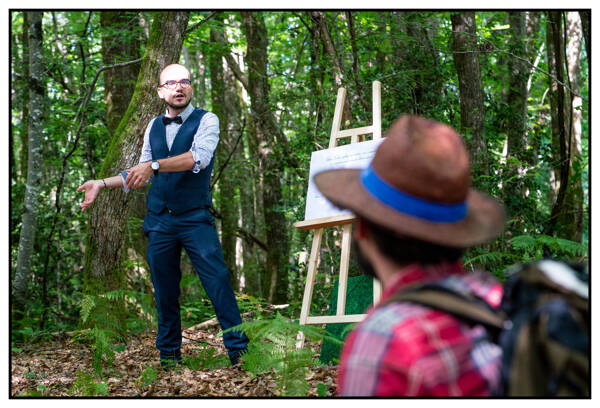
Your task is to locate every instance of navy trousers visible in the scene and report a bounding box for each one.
[143,207,248,360]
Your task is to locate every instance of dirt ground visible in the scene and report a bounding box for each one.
[10,325,338,397]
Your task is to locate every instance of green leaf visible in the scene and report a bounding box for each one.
[80,295,95,323]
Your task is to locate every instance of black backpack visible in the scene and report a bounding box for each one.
[383,259,589,397]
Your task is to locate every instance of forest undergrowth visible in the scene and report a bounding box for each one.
[11,324,338,397]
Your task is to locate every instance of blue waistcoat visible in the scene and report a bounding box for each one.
[146,108,214,215]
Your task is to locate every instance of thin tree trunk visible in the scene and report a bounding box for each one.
[564,11,584,241]
[310,11,352,124]
[578,11,590,60]
[224,60,247,288]
[19,12,30,180]
[209,18,238,289]
[241,104,264,297]
[100,12,142,137]
[240,12,290,304]
[546,11,570,238]
[345,11,369,115]
[451,12,489,181]
[504,12,530,230]
[405,12,444,115]
[83,12,190,333]
[304,13,325,144]
[195,50,208,107]
[14,11,44,316]
[553,12,584,241]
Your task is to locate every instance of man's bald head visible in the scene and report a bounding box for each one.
[159,64,191,86]
[157,64,194,114]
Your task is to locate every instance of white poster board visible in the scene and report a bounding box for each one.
[304,138,384,221]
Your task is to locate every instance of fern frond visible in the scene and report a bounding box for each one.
[464,251,508,266]
[509,235,537,250]
[80,295,96,323]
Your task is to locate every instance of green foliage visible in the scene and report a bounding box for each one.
[80,295,96,324]
[183,345,229,370]
[71,327,118,379]
[74,289,159,379]
[69,370,109,396]
[509,234,587,260]
[223,313,341,396]
[464,233,587,280]
[136,365,158,389]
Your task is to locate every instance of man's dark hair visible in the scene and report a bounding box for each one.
[361,216,463,265]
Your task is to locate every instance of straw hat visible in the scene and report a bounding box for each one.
[313,115,505,247]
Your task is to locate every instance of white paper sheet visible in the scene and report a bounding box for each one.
[304,138,384,221]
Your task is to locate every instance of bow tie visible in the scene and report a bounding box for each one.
[162,115,183,125]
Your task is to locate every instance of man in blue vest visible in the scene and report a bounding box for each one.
[78,64,249,369]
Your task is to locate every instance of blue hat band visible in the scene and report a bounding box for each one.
[359,165,467,223]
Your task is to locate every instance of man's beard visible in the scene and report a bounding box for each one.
[167,99,191,110]
[352,240,377,279]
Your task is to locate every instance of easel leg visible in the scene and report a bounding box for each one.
[373,278,382,305]
[297,228,323,348]
[336,223,352,316]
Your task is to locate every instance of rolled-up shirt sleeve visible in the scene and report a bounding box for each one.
[191,112,220,173]
[139,119,155,164]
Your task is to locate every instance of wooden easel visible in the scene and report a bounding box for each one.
[295,81,383,347]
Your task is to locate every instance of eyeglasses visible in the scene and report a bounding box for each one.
[160,79,192,89]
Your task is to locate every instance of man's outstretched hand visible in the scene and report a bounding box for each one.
[77,180,102,211]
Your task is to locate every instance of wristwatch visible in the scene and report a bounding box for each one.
[151,160,160,176]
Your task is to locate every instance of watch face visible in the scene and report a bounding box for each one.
[152,161,159,170]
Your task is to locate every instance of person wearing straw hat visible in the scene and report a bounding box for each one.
[314,115,506,396]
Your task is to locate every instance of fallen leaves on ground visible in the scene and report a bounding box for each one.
[10,326,338,397]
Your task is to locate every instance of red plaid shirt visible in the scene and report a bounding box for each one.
[337,262,504,396]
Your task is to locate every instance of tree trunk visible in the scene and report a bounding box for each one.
[83,12,190,333]
[305,13,325,143]
[99,11,148,267]
[451,12,488,181]
[550,12,584,242]
[546,11,570,238]
[100,12,142,137]
[209,19,238,289]
[310,11,352,124]
[504,12,530,229]
[345,12,369,115]
[240,103,264,297]
[13,11,44,316]
[562,11,584,242]
[240,12,290,304]
[578,11,590,60]
[224,60,247,288]
[19,12,30,180]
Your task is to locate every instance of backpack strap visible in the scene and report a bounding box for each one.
[381,284,508,332]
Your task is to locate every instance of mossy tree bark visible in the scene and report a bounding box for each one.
[99,11,149,266]
[82,11,190,334]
